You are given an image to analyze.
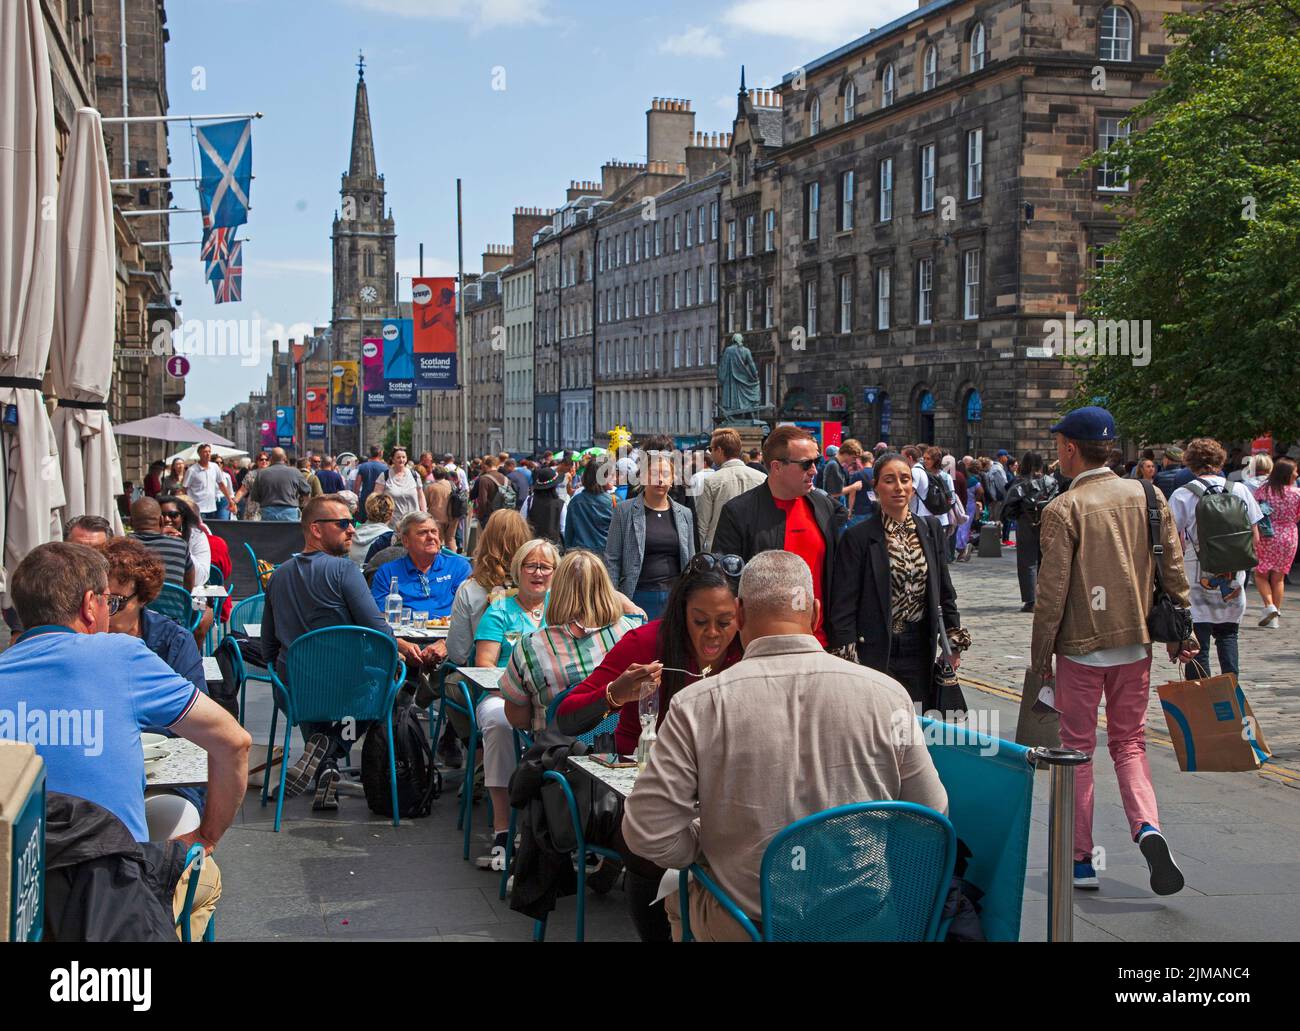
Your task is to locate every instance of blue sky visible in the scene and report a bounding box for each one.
[168,0,914,420]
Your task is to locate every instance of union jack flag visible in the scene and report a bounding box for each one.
[200,223,231,263]
[213,240,242,304]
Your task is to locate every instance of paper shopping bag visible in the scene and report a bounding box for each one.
[1157,673,1271,772]
[1015,669,1060,749]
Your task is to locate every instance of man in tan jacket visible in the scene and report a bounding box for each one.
[1031,406,1197,897]
[693,427,766,552]
[623,549,948,941]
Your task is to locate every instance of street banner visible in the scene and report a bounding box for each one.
[275,405,295,449]
[382,318,417,408]
[305,384,328,426]
[307,423,325,441]
[362,338,392,415]
[259,420,275,448]
[411,277,457,389]
[331,360,360,426]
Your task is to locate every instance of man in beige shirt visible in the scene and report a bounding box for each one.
[694,427,767,552]
[623,550,948,941]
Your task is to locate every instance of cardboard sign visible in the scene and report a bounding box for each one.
[1157,673,1271,772]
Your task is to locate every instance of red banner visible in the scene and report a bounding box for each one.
[410,276,457,389]
[305,384,328,425]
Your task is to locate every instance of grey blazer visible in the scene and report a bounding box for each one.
[604,495,695,596]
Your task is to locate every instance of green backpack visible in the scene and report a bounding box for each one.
[1187,479,1256,575]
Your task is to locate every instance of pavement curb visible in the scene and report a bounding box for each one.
[959,672,1300,790]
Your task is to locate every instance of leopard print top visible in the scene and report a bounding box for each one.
[883,512,928,633]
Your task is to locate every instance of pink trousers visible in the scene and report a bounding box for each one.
[1056,654,1159,862]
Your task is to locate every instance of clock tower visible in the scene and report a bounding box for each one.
[330,52,398,455]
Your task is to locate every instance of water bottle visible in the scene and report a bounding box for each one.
[385,577,402,628]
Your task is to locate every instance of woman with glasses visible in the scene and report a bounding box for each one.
[556,552,744,940]
[157,495,215,646]
[605,453,696,620]
[234,453,270,521]
[469,538,559,867]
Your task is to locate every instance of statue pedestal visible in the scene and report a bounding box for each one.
[719,423,768,459]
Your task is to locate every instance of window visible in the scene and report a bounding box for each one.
[710,264,717,303]
[1100,6,1133,62]
[881,64,896,108]
[654,219,662,256]
[634,281,642,316]
[970,23,986,72]
[644,225,651,257]
[810,94,821,134]
[839,169,855,231]
[745,288,754,331]
[709,331,718,365]
[878,158,893,222]
[764,209,776,251]
[686,270,694,306]
[963,249,981,319]
[686,209,694,248]
[698,206,706,244]
[644,280,650,314]
[634,229,641,262]
[623,234,630,266]
[805,280,818,336]
[1098,116,1130,190]
[696,267,704,306]
[654,333,661,369]
[876,267,891,330]
[838,273,852,333]
[598,240,606,271]
[924,45,937,91]
[674,215,682,250]
[844,80,857,122]
[738,151,749,187]
[966,128,983,199]
[727,292,736,333]
[917,258,933,325]
[726,220,737,260]
[745,214,756,256]
[919,144,936,212]
[804,181,820,241]
[710,201,718,240]
[654,277,662,313]
[764,284,774,329]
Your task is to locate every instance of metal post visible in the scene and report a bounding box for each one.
[119,0,129,178]
[456,178,468,463]
[1030,747,1090,942]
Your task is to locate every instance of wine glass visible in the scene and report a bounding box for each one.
[638,686,659,730]
[504,629,522,650]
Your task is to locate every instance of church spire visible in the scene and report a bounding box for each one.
[349,53,377,179]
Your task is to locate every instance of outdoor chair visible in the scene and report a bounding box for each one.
[262,626,406,831]
[678,801,956,942]
[227,593,270,726]
[147,581,201,633]
[177,844,217,942]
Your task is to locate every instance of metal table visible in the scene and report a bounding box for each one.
[145,738,208,789]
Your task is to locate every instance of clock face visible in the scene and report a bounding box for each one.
[359,285,378,304]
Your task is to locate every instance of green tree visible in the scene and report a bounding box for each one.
[382,416,413,455]
[1075,0,1300,443]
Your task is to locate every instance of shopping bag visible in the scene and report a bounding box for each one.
[1157,673,1271,772]
[1015,669,1060,749]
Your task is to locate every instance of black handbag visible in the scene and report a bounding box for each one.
[933,623,968,715]
[1139,479,1194,644]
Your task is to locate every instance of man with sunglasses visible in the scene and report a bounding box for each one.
[712,424,844,645]
[262,495,438,807]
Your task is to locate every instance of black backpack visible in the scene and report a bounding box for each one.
[448,486,469,520]
[923,469,954,514]
[1023,476,1060,525]
[361,703,441,818]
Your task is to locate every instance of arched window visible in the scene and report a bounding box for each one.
[969,23,986,72]
[844,80,857,122]
[810,94,821,134]
[923,45,937,91]
[880,63,896,108]
[1100,5,1133,62]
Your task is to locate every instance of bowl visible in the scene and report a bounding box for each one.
[141,733,168,749]
[142,745,170,766]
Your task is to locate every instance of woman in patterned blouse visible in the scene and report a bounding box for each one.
[828,452,970,708]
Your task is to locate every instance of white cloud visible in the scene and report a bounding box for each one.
[657,26,724,59]
[721,0,912,46]
[343,0,550,31]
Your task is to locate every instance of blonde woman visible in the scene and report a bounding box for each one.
[350,492,396,566]
[470,537,560,865]
[500,550,645,734]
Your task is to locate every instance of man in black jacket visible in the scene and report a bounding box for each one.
[712,425,844,645]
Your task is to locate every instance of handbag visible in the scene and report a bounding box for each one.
[1139,479,1194,643]
[1257,499,1275,539]
[928,521,968,714]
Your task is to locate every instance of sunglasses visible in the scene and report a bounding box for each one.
[160,509,182,520]
[106,591,135,615]
[688,553,744,578]
[312,518,353,530]
[778,457,818,471]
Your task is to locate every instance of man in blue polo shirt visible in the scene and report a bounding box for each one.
[370,511,471,625]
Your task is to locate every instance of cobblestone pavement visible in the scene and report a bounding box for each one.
[948,543,1300,775]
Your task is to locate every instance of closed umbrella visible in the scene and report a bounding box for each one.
[0,0,65,593]
[52,108,121,534]
[113,412,236,447]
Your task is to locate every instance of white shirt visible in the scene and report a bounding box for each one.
[1169,474,1263,623]
[909,464,950,526]
[688,467,716,498]
[183,462,221,512]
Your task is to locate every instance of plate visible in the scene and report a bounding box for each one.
[143,745,170,765]
[142,733,168,749]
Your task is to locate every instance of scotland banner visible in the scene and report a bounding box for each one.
[275,405,295,449]
[362,338,392,415]
[382,318,417,408]
[196,119,253,229]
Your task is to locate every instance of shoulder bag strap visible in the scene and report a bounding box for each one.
[1140,479,1170,599]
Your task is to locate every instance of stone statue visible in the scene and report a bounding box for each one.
[718,333,763,421]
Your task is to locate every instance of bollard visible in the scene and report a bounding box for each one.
[1029,746,1090,942]
[977,522,1002,558]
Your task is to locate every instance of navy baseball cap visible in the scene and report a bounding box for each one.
[1050,405,1116,441]
[996,449,1010,457]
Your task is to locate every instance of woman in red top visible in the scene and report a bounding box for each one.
[556,552,744,940]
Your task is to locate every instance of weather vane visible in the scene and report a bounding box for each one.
[357,50,365,80]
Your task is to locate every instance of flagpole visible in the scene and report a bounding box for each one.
[101,111,265,123]
[140,239,252,247]
[457,178,468,464]
[109,175,258,185]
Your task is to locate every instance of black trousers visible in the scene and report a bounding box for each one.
[885,622,932,708]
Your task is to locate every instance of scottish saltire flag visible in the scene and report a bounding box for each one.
[214,240,242,304]
[196,119,253,229]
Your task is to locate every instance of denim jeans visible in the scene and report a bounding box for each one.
[261,505,300,522]
[1188,621,1240,680]
[632,588,672,621]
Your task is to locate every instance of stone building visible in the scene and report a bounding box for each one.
[769,0,1185,453]
[465,262,505,457]
[330,58,398,458]
[502,256,535,454]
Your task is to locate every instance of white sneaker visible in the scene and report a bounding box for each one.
[1262,613,1280,629]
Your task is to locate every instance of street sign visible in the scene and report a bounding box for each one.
[165,355,190,378]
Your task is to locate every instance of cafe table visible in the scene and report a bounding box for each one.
[567,755,640,799]
[145,738,208,790]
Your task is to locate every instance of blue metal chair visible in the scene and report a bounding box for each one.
[227,593,271,726]
[177,844,217,942]
[528,686,627,941]
[432,664,495,861]
[147,581,201,632]
[261,626,406,831]
[202,564,227,656]
[678,801,957,942]
[243,541,275,593]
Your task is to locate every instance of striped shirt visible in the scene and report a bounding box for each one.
[500,614,644,732]
[134,531,192,587]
